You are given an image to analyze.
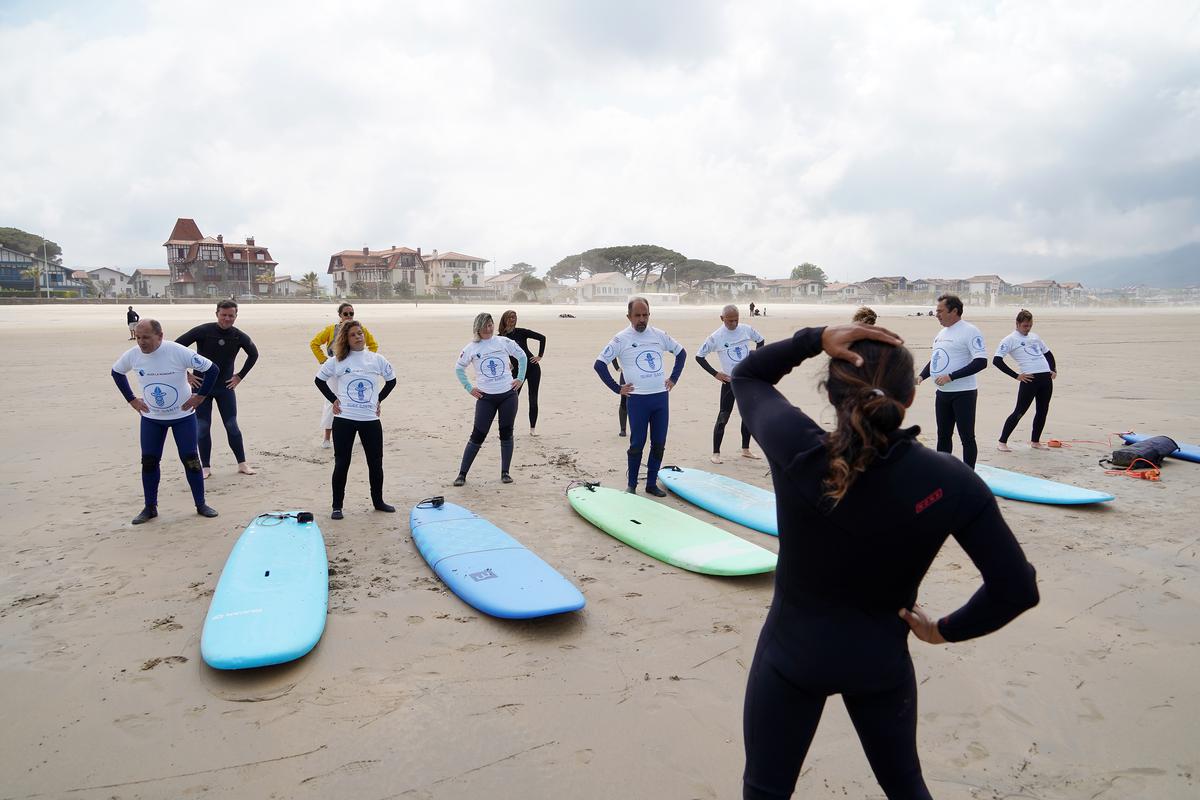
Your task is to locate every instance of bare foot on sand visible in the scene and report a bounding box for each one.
[237,462,257,475]
[742,449,762,460]
[202,467,212,479]
[997,442,1012,452]
[710,454,722,464]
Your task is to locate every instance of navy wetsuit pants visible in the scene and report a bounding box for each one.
[934,389,978,468]
[195,388,246,467]
[140,415,206,508]
[626,392,669,489]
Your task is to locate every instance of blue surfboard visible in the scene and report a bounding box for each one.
[975,465,1114,505]
[657,466,778,535]
[201,512,328,670]
[409,499,585,619]
[1119,433,1200,464]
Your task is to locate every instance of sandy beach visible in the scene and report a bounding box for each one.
[1,301,1198,799]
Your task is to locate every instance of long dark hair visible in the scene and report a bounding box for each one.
[820,340,914,504]
[498,309,517,336]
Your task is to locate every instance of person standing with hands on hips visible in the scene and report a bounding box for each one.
[593,297,686,496]
[452,313,528,486]
[695,304,764,464]
[917,293,988,468]
[310,303,378,449]
[313,319,397,520]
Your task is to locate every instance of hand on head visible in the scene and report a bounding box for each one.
[821,324,904,366]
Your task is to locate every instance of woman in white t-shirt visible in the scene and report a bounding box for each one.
[314,319,397,519]
[452,313,527,486]
[993,309,1057,451]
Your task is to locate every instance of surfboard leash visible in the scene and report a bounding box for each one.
[416,496,445,509]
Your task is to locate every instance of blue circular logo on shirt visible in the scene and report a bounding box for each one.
[344,379,375,403]
[930,348,949,374]
[635,350,663,374]
[726,343,748,362]
[972,336,984,351]
[144,383,178,409]
[480,357,505,379]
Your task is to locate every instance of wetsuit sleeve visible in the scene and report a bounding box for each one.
[455,366,474,394]
[514,349,528,381]
[594,360,622,394]
[756,339,764,349]
[1045,351,1056,372]
[695,354,719,377]
[992,355,1020,380]
[378,378,397,402]
[949,357,987,381]
[669,348,686,384]
[364,326,379,352]
[310,328,329,364]
[938,486,1040,642]
[236,333,259,379]
[731,328,826,463]
[111,370,135,402]
[526,329,546,357]
[195,363,220,396]
[919,362,931,380]
[175,325,202,348]
[314,376,338,403]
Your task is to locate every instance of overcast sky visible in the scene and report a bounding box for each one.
[2,0,1197,282]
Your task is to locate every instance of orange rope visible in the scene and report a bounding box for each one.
[1103,457,1162,481]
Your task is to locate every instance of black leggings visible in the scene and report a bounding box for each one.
[999,373,1053,443]
[743,653,929,799]
[935,389,978,468]
[470,390,518,445]
[331,417,384,509]
[195,389,246,466]
[714,381,751,453]
[523,361,542,429]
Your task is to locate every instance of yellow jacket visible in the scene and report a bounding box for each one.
[310,323,378,364]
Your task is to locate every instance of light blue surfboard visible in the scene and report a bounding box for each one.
[201,512,328,670]
[409,499,585,619]
[1119,433,1200,464]
[975,465,1114,505]
[658,466,778,535]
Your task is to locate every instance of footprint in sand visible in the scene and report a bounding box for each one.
[141,655,188,671]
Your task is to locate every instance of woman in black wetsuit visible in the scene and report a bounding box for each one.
[732,324,1039,800]
[497,310,546,434]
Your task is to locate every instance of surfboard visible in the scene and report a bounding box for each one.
[657,465,777,535]
[201,512,328,670]
[566,484,777,576]
[974,465,1114,505]
[409,499,585,619]
[1120,433,1200,464]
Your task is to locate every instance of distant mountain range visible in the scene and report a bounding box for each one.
[1052,242,1199,289]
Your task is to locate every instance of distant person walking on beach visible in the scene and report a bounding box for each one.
[993,309,1057,451]
[917,294,987,468]
[733,322,1039,799]
[111,319,220,524]
[314,319,397,519]
[452,313,527,486]
[593,297,686,496]
[497,309,547,434]
[126,306,139,339]
[310,303,378,448]
[696,304,764,464]
[176,300,259,478]
[852,306,877,325]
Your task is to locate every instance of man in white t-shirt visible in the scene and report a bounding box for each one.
[695,304,764,463]
[916,294,988,468]
[593,297,687,496]
[111,319,221,524]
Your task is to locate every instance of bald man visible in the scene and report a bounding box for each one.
[696,304,764,463]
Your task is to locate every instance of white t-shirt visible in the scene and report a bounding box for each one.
[929,320,987,392]
[995,330,1052,375]
[456,336,525,395]
[316,349,396,421]
[697,323,764,376]
[597,325,684,395]
[113,341,214,421]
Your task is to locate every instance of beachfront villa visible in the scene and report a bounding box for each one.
[163,218,280,298]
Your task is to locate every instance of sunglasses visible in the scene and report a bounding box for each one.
[341,311,354,317]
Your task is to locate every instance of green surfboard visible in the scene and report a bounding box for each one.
[567,485,777,576]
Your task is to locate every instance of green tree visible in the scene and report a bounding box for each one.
[300,271,321,298]
[675,259,735,291]
[451,275,464,289]
[0,227,62,262]
[501,262,536,275]
[547,250,610,282]
[393,281,413,299]
[512,290,529,303]
[519,274,546,300]
[349,281,370,298]
[790,262,829,285]
[21,263,48,297]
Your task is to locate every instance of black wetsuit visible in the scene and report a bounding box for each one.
[733,328,1039,800]
[696,340,763,453]
[994,352,1057,444]
[919,356,987,468]
[176,323,259,467]
[505,327,547,429]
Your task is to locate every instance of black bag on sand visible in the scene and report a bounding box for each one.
[1107,436,1179,469]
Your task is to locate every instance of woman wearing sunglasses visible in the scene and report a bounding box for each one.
[310,303,379,448]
